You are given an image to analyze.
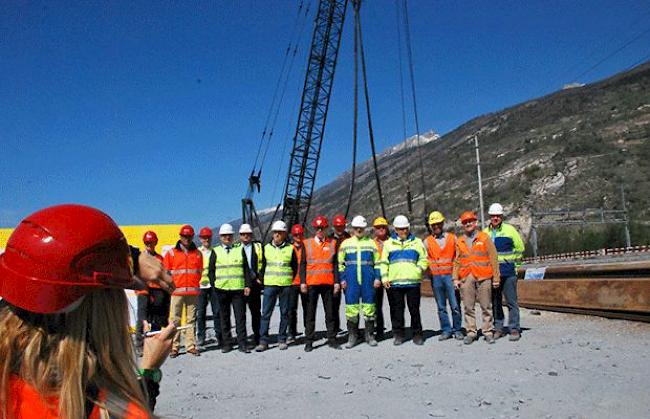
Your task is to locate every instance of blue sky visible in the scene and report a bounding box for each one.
[1,1,649,228]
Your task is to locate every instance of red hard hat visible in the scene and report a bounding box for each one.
[143,230,158,245]
[0,204,138,314]
[332,214,347,227]
[460,211,478,223]
[311,215,329,228]
[179,224,195,236]
[291,224,304,236]
[199,227,213,238]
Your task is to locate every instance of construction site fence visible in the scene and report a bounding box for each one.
[524,245,650,263]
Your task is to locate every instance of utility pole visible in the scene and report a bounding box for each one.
[621,185,631,248]
[474,135,486,229]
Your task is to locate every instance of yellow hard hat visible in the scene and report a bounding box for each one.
[372,216,389,227]
[428,211,445,225]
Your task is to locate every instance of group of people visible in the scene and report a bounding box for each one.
[0,202,525,417]
[135,202,525,356]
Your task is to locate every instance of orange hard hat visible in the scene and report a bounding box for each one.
[459,211,478,223]
[179,224,195,236]
[199,227,213,238]
[291,224,304,236]
[143,230,158,245]
[0,205,139,314]
[332,214,347,227]
[311,215,329,228]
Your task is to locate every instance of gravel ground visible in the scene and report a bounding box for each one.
[156,297,650,419]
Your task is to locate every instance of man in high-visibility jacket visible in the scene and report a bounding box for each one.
[379,215,428,346]
[300,215,341,352]
[339,215,382,348]
[372,216,390,340]
[135,230,168,356]
[288,223,309,343]
[255,221,298,352]
[424,211,463,341]
[163,224,203,357]
[453,211,501,345]
[209,223,252,353]
[196,226,221,349]
[330,214,351,335]
[240,223,263,346]
[484,203,525,341]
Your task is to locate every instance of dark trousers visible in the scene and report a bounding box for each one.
[135,290,170,349]
[260,286,292,344]
[374,285,385,336]
[288,285,309,336]
[135,294,148,349]
[332,291,341,331]
[216,289,247,347]
[197,287,221,343]
[387,285,422,337]
[246,283,262,343]
[493,275,520,332]
[305,285,337,342]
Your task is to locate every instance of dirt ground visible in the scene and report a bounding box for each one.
[156,297,650,419]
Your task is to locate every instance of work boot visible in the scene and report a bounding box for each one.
[413,333,424,346]
[345,319,359,349]
[454,331,464,341]
[484,334,496,344]
[328,338,341,350]
[221,345,232,354]
[509,330,521,341]
[278,342,289,350]
[463,334,476,345]
[438,332,452,341]
[393,334,404,346]
[304,342,313,352]
[494,330,506,340]
[238,345,251,354]
[255,342,268,352]
[365,319,378,347]
[187,347,201,356]
[376,330,385,341]
[287,335,296,344]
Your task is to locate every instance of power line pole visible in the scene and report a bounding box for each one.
[474,135,486,228]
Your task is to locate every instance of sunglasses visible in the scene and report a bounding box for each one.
[462,220,476,225]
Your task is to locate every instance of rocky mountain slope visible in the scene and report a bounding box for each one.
[307,62,650,248]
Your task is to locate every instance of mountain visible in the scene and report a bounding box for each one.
[307,62,650,250]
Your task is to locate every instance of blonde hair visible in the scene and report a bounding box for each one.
[0,289,149,419]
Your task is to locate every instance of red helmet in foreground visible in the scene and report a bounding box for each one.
[179,224,195,236]
[0,205,138,314]
[291,224,304,236]
[460,211,478,223]
[311,215,329,229]
[332,214,347,227]
[143,230,158,245]
[199,227,213,238]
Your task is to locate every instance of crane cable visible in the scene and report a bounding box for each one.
[401,0,429,223]
[345,0,387,220]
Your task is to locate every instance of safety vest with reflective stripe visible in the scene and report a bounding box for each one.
[163,244,202,296]
[374,237,385,258]
[8,375,149,419]
[483,223,525,277]
[424,233,456,276]
[457,231,494,281]
[292,244,303,285]
[379,234,428,286]
[338,235,380,284]
[305,237,336,285]
[198,245,214,289]
[213,244,246,290]
[135,252,164,296]
[263,242,294,286]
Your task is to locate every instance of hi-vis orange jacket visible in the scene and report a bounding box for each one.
[424,233,456,276]
[453,231,500,284]
[8,375,149,418]
[299,237,339,286]
[163,241,203,296]
[292,244,303,286]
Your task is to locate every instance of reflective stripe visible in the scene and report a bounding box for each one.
[264,271,291,277]
[306,258,332,264]
[266,261,290,267]
[214,275,245,280]
[308,269,334,274]
[170,268,202,275]
[216,264,243,269]
[391,258,418,264]
[344,260,374,266]
[175,287,201,293]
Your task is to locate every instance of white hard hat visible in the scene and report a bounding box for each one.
[219,223,234,235]
[393,215,410,229]
[271,220,288,232]
[239,223,253,234]
[488,203,504,216]
[350,215,368,228]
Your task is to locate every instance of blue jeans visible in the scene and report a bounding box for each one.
[500,275,520,332]
[260,285,292,344]
[431,274,462,334]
